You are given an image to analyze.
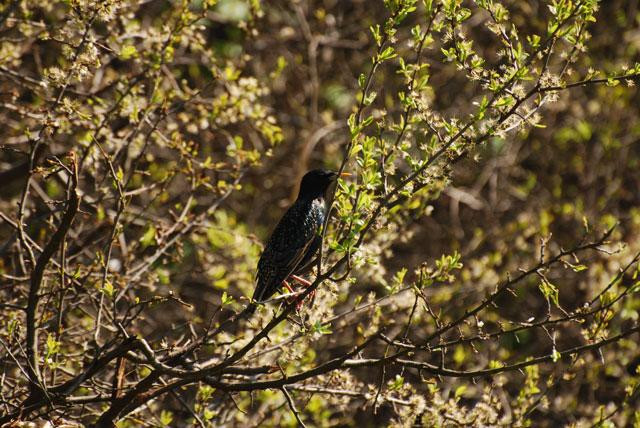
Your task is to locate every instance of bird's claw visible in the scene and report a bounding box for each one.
[282,276,315,311]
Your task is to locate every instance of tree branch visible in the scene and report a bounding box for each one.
[25,152,79,395]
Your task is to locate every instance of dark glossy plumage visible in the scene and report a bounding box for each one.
[251,169,338,305]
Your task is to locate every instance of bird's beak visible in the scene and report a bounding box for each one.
[339,172,351,178]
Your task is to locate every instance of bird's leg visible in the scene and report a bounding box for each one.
[282,279,304,308]
[282,279,295,294]
[290,274,315,308]
[290,274,311,287]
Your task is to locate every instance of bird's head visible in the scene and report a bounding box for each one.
[297,169,349,200]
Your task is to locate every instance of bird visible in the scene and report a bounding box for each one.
[247,168,348,313]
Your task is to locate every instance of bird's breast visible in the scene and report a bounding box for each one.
[309,198,326,225]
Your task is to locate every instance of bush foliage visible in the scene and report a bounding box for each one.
[1,0,640,426]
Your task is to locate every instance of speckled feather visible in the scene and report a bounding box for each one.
[253,198,327,303]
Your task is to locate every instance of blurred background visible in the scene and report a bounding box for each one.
[1,0,640,426]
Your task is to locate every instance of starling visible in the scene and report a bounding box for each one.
[248,169,347,312]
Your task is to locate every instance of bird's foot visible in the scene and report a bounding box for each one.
[295,296,306,311]
[290,274,312,287]
[287,275,315,310]
[281,279,305,308]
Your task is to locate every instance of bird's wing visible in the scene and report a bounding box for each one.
[292,235,321,275]
[254,237,314,302]
[254,230,318,302]
[276,234,316,278]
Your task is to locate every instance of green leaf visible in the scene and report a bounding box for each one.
[160,410,173,426]
[389,375,404,390]
[347,113,357,137]
[392,267,407,288]
[378,46,397,62]
[358,73,366,88]
[120,45,138,60]
[538,278,560,307]
[488,360,504,369]
[606,77,620,87]
[312,321,332,335]
[140,224,157,248]
[203,409,215,420]
[369,24,382,46]
[103,280,115,298]
[157,268,170,285]
[571,264,588,272]
[454,385,467,398]
[221,291,234,305]
[363,91,377,106]
[46,333,60,358]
